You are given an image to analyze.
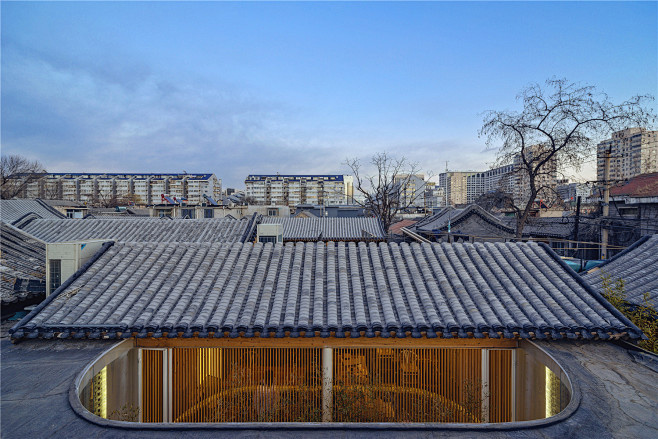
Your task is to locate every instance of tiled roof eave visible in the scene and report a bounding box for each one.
[12,325,640,342]
[11,241,642,342]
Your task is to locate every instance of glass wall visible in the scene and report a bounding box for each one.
[79,343,570,424]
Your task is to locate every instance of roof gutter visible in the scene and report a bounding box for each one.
[9,240,116,341]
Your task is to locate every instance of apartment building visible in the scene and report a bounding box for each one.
[440,160,547,207]
[596,128,658,182]
[438,171,478,206]
[393,174,427,208]
[18,173,221,205]
[424,182,445,209]
[244,175,354,206]
[512,145,558,206]
[556,181,590,203]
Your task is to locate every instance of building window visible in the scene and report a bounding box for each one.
[181,209,195,219]
[50,259,62,293]
[618,207,638,217]
[204,209,214,219]
[267,208,279,216]
[259,235,278,243]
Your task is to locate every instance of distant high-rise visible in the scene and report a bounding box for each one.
[465,165,516,204]
[512,144,558,206]
[597,128,658,182]
[393,174,427,208]
[244,175,353,206]
[440,165,515,206]
[16,173,221,205]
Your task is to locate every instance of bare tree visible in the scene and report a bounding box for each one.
[344,152,431,232]
[475,189,518,215]
[1,154,47,199]
[480,78,654,238]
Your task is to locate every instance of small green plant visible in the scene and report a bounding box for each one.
[601,274,658,354]
[109,403,140,422]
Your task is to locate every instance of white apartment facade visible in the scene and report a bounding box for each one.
[19,173,222,206]
[440,162,542,207]
[597,128,658,182]
[244,175,354,206]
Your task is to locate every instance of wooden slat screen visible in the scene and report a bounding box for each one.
[489,349,512,422]
[332,347,484,423]
[171,347,322,422]
[138,346,514,423]
[141,349,164,422]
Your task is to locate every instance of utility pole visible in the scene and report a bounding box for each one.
[601,149,611,260]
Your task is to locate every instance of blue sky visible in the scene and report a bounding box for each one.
[2,1,656,189]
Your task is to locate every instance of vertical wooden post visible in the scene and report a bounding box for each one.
[166,348,173,423]
[510,349,517,422]
[322,347,333,422]
[481,348,490,423]
[138,349,143,423]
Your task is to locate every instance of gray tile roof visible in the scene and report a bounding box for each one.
[415,207,468,231]
[416,205,575,239]
[582,235,658,307]
[1,223,46,304]
[17,217,251,243]
[10,241,641,341]
[0,199,66,224]
[499,216,574,238]
[259,217,386,241]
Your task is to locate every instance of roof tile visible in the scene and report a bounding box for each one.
[11,241,641,341]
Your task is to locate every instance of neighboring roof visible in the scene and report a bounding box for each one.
[0,223,46,304]
[17,218,250,243]
[414,206,467,231]
[0,199,67,223]
[415,205,575,239]
[610,172,658,198]
[259,217,386,242]
[499,216,575,238]
[39,199,87,208]
[582,235,658,307]
[10,241,641,341]
[389,219,417,235]
[86,208,150,218]
[293,210,320,218]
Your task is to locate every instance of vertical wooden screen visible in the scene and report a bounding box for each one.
[171,347,322,422]
[141,349,164,422]
[332,347,483,423]
[136,346,514,423]
[489,349,512,422]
